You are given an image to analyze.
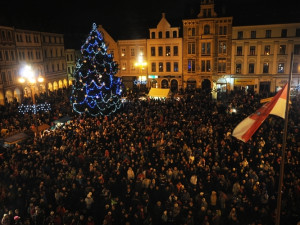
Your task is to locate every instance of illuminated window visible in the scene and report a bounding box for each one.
[166,46,171,56]
[121,48,126,57]
[159,62,163,72]
[218,41,227,54]
[278,63,284,73]
[264,45,270,55]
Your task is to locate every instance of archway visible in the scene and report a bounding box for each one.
[63,79,68,87]
[48,82,53,92]
[151,79,157,88]
[0,91,4,105]
[58,80,63,89]
[53,81,58,91]
[170,79,178,92]
[161,79,169,88]
[202,79,211,91]
[5,90,14,103]
[14,88,22,103]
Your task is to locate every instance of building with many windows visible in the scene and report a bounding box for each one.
[97,0,300,94]
[182,0,232,91]
[147,13,182,92]
[2,0,300,101]
[0,26,68,104]
[98,13,182,92]
[230,23,300,93]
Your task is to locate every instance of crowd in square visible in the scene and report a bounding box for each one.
[0,87,299,225]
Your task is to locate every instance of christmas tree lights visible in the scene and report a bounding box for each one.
[70,23,123,116]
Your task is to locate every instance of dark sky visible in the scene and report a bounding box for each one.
[1,0,300,49]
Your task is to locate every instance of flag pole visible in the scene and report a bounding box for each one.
[275,52,293,225]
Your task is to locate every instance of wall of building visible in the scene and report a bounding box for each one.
[0,26,68,105]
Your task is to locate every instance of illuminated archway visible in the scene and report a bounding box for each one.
[48,82,53,92]
[58,80,63,89]
[14,88,22,103]
[5,90,14,102]
[53,81,58,90]
[0,91,4,105]
[63,79,68,87]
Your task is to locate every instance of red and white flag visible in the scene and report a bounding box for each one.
[232,83,288,142]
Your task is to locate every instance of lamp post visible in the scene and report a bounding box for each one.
[134,54,148,90]
[19,65,44,135]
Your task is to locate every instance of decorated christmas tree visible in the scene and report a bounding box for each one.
[71,23,123,116]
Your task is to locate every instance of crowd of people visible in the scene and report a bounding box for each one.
[0,87,299,225]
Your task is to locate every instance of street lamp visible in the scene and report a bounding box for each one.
[134,54,148,89]
[19,64,44,135]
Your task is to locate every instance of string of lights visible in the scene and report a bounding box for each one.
[18,103,51,114]
[71,23,123,116]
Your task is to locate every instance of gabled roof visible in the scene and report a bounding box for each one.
[157,13,171,29]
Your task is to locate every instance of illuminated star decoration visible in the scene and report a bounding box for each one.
[70,23,123,116]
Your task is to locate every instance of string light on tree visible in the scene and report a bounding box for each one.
[70,23,123,116]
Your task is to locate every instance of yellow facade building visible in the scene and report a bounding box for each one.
[0,26,68,104]
[182,0,232,91]
[231,23,300,93]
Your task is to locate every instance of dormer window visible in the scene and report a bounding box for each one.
[151,32,155,39]
[159,31,162,38]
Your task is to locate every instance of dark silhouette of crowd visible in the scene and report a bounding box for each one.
[0,87,299,225]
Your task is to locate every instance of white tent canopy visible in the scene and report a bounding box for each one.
[148,88,171,98]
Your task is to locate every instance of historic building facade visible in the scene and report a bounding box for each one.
[182,0,232,91]
[147,13,183,91]
[98,13,182,92]
[230,23,300,93]
[0,26,68,105]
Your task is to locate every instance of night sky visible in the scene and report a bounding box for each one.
[1,0,300,49]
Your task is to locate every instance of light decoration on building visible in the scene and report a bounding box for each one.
[70,23,123,116]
